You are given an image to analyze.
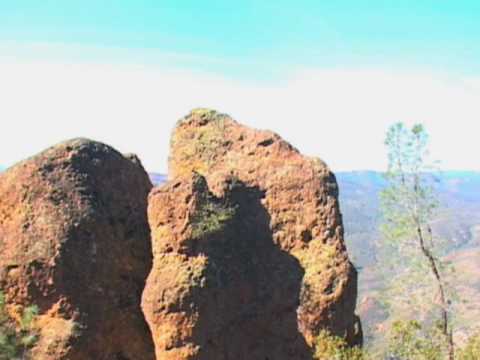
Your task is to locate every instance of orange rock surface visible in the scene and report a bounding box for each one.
[0,139,155,360]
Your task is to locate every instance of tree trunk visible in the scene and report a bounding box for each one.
[416,225,454,360]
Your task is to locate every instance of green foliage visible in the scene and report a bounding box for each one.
[380,123,438,252]
[191,199,236,239]
[386,319,447,360]
[190,108,218,117]
[379,122,440,290]
[458,333,480,360]
[378,122,454,357]
[313,330,365,360]
[311,324,480,360]
[0,292,39,360]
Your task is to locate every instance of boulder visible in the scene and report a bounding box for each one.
[0,139,155,360]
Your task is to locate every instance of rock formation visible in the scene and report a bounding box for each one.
[0,139,155,360]
[142,109,362,359]
[0,110,361,359]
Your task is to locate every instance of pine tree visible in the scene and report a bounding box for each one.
[379,123,454,360]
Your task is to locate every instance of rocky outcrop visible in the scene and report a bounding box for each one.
[0,139,155,360]
[142,109,362,359]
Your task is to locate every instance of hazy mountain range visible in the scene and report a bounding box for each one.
[337,170,480,267]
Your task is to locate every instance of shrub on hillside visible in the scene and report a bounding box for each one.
[313,330,365,360]
[385,320,447,360]
[0,292,38,360]
[458,333,480,360]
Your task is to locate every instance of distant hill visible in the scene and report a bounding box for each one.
[337,171,480,268]
[149,173,167,185]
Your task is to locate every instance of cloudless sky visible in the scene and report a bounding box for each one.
[1,1,479,172]
[2,1,480,73]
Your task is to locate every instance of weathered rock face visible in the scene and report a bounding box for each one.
[0,139,155,360]
[143,174,312,359]
[142,109,362,359]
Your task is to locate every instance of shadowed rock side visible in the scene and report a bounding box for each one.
[0,139,155,360]
[142,173,312,359]
[165,109,362,350]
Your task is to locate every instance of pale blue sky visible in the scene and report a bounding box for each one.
[2,1,480,76]
[1,1,479,171]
